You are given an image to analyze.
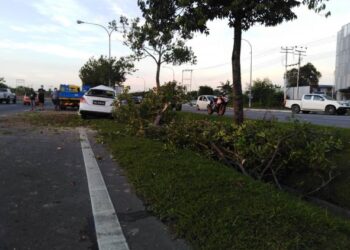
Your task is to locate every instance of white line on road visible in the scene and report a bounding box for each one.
[79,128,129,250]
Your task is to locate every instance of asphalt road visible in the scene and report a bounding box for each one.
[0,100,54,117]
[183,105,350,128]
[0,116,189,250]
[1,101,349,128]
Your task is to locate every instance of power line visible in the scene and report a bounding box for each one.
[192,35,336,71]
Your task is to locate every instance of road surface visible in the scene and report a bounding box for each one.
[183,105,350,128]
[0,101,54,117]
[0,116,189,250]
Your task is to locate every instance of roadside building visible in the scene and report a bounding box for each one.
[286,85,334,100]
[335,23,350,100]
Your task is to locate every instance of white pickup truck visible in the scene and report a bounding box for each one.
[0,88,16,104]
[285,94,350,115]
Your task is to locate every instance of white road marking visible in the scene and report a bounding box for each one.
[79,128,129,250]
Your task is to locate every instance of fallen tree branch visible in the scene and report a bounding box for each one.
[304,171,338,196]
[211,143,249,176]
[154,102,169,126]
[259,133,295,180]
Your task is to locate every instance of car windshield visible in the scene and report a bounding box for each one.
[323,95,335,100]
[86,89,115,99]
[207,96,215,101]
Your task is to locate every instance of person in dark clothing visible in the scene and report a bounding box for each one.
[51,88,59,111]
[38,85,45,110]
[29,89,37,111]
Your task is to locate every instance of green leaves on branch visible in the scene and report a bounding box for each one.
[79,55,136,87]
[113,97,342,193]
[113,0,196,90]
[162,118,342,193]
[0,77,7,88]
[287,62,322,88]
[113,81,186,133]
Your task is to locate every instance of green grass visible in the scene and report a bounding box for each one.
[96,121,350,250]
[18,111,350,249]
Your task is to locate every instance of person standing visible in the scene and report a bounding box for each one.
[38,85,45,111]
[29,88,37,111]
[51,88,59,111]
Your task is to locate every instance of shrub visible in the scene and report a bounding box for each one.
[113,95,342,193]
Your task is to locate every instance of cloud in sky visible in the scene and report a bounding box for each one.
[0,0,349,91]
[10,24,61,33]
[32,0,88,27]
[0,40,90,59]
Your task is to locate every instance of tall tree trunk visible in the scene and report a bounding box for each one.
[232,21,244,125]
[156,62,161,92]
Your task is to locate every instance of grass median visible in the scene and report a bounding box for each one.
[18,112,350,249]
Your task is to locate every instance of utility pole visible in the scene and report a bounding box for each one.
[294,46,307,99]
[280,46,294,100]
[182,69,193,92]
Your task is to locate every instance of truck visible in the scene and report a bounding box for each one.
[0,88,16,104]
[285,94,350,115]
[58,84,90,109]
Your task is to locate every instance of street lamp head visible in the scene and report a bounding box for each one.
[77,20,84,24]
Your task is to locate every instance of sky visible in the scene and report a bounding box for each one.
[0,0,349,92]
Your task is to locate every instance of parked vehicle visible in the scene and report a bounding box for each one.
[196,95,216,110]
[59,84,90,110]
[188,99,197,106]
[207,96,228,116]
[285,94,350,115]
[131,96,143,104]
[0,88,16,104]
[79,85,116,118]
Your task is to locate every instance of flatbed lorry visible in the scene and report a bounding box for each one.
[59,84,89,109]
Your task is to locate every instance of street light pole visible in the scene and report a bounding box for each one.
[77,20,116,87]
[242,39,253,108]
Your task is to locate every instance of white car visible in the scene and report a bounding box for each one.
[196,95,216,110]
[285,94,350,115]
[79,85,116,118]
[0,88,16,104]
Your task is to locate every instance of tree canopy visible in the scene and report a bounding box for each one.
[250,78,283,107]
[0,77,7,88]
[175,0,330,124]
[198,85,214,96]
[286,62,322,88]
[79,56,135,87]
[114,0,196,91]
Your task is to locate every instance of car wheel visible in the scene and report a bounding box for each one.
[6,97,10,104]
[291,104,300,114]
[325,105,336,115]
[13,99,16,104]
[196,105,200,111]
